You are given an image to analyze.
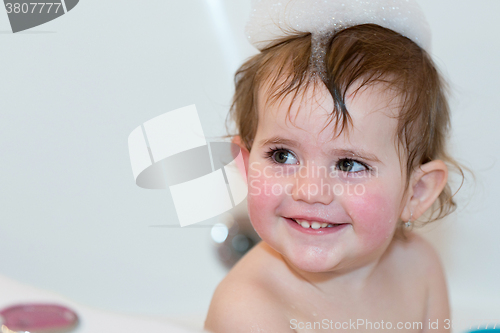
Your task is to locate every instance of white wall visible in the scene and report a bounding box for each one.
[0,0,252,317]
[0,0,498,325]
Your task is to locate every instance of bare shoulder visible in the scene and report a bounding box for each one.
[390,232,446,276]
[389,232,450,331]
[204,242,292,333]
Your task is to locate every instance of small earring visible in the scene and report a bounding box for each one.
[405,211,413,228]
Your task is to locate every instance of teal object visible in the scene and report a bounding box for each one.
[469,329,500,332]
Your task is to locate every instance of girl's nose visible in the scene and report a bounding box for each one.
[291,163,335,205]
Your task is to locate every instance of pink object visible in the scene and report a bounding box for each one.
[0,303,78,333]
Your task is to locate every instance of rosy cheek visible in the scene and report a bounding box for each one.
[345,184,399,243]
[246,171,282,234]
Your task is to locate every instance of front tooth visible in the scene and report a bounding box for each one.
[311,222,321,229]
[321,223,328,228]
[300,221,310,228]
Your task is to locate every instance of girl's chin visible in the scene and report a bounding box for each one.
[282,248,341,273]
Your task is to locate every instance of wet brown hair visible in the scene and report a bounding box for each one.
[226,24,465,233]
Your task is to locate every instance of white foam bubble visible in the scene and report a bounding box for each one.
[246,0,431,51]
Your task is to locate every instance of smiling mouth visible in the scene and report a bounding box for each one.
[290,218,345,229]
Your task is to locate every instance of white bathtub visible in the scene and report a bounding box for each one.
[0,275,208,333]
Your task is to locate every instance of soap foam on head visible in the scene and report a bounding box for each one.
[246,0,431,51]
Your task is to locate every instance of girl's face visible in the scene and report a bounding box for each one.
[245,80,409,273]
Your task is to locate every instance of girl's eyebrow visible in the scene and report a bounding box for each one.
[259,136,300,149]
[258,136,382,163]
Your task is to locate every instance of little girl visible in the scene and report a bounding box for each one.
[205,1,463,332]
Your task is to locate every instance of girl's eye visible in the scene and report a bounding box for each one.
[266,148,298,165]
[337,158,368,173]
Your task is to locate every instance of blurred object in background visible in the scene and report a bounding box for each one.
[0,303,78,333]
[211,211,260,268]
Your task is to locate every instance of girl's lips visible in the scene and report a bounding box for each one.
[283,217,349,235]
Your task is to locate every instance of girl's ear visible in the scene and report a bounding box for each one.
[231,135,250,180]
[401,160,448,222]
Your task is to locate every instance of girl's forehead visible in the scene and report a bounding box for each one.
[257,80,401,142]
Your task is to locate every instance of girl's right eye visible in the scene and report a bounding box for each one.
[265,148,298,165]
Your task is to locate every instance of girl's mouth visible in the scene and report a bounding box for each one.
[284,217,349,234]
[291,218,342,229]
